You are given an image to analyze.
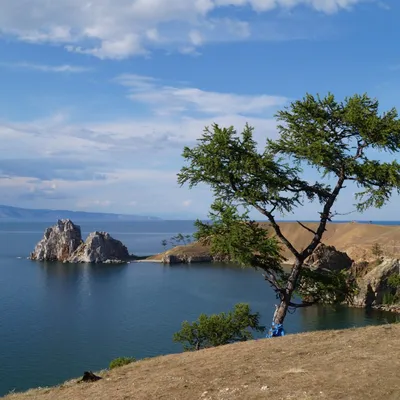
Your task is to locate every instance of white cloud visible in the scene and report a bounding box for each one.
[115,73,288,115]
[0,93,279,215]
[0,62,91,73]
[0,0,369,59]
[189,30,203,46]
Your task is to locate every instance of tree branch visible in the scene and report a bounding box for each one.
[301,166,346,259]
[262,273,283,293]
[354,140,367,160]
[253,204,301,259]
[296,221,317,235]
[288,301,316,309]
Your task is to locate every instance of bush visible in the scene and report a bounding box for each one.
[387,273,400,289]
[173,303,265,351]
[371,243,384,258]
[383,292,396,305]
[109,357,136,370]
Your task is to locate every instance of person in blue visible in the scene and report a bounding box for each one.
[266,305,285,338]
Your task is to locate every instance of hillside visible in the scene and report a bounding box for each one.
[0,205,161,221]
[3,324,399,400]
[267,221,400,262]
[149,222,400,264]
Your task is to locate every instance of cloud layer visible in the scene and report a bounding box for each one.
[0,75,281,215]
[0,62,91,73]
[0,0,367,59]
[115,74,287,115]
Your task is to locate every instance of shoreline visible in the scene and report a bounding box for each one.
[3,324,400,400]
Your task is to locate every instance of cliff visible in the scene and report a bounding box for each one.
[30,219,83,262]
[30,220,132,264]
[4,324,400,400]
[350,258,400,312]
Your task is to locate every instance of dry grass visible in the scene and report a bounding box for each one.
[148,222,400,264]
[4,324,400,400]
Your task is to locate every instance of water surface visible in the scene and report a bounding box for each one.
[0,221,398,396]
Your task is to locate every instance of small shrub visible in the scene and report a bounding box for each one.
[109,357,136,370]
[371,243,383,258]
[173,303,265,351]
[383,292,396,305]
[387,273,400,289]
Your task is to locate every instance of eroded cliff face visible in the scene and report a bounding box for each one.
[306,244,353,272]
[68,232,130,263]
[350,258,400,310]
[30,219,83,261]
[30,220,131,264]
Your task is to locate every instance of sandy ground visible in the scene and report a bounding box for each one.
[4,324,400,400]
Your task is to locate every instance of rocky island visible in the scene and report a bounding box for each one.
[30,219,132,264]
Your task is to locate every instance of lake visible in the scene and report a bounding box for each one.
[0,220,398,396]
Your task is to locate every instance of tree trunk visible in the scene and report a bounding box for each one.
[273,258,304,326]
[273,298,289,325]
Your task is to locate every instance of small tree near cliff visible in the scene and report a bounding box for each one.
[371,242,384,259]
[178,93,400,331]
[173,303,265,351]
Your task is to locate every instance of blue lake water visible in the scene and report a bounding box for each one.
[0,220,399,396]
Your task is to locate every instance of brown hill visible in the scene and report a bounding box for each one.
[267,222,400,262]
[148,222,400,264]
[4,324,400,400]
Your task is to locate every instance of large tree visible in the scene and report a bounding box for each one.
[178,93,400,330]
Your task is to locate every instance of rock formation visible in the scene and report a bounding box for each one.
[30,220,131,264]
[350,258,400,308]
[68,231,130,263]
[157,243,213,264]
[30,219,83,261]
[161,253,213,264]
[306,243,353,272]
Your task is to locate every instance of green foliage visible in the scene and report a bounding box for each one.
[371,243,384,258]
[109,357,136,370]
[178,93,400,322]
[169,233,193,247]
[383,292,397,305]
[194,201,285,274]
[161,239,168,250]
[297,269,358,304]
[173,303,265,351]
[272,93,400,212]
[387,273,400,288]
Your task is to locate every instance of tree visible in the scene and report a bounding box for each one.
[161,239,168,251]
[178,93,400,330]
[371,242,384,258]
[173,303,265,351]
[109,357,136,370]
[169,233,193,247]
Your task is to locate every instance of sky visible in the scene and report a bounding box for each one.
[0,0,400,220]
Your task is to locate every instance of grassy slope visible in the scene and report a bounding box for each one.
[4,324,400,400]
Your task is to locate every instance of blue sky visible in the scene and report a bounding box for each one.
[0,0,399,219]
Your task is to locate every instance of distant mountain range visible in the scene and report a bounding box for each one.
[0,205,161,221]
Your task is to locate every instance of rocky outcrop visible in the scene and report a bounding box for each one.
[30,219,83,261]
[351,258,400,308]
[68,232,130,263]
[306,244,353,272]
[161,253,213,264]
[147,242,213,264]
[30,221,131,264]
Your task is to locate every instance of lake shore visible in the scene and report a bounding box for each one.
[4,323,399,400]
